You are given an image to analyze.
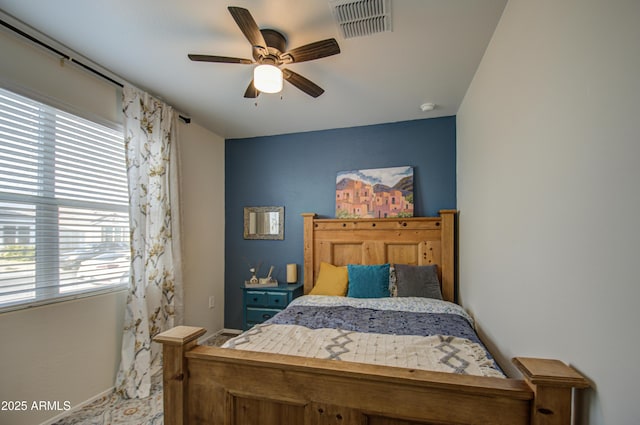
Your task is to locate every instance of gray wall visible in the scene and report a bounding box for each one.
[457,0,640,423]
[0,28,226,425]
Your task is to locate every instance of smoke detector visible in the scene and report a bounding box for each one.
[329,0,393,39]
[420,103,436,112]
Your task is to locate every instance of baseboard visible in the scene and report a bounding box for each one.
[38,386,114,425]
[38,329,240,425]
[198,330,218,344]
[198,328,242,345]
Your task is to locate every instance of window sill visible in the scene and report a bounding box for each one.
[0,284,128,314]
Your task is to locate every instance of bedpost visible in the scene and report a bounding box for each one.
[513,357,590,425]
[154,326,206,425]
[439,209,457,303]
[302,213,316,294]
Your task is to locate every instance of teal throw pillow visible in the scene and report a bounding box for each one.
[347,264,391,298]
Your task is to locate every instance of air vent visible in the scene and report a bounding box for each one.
[329,0,392,39]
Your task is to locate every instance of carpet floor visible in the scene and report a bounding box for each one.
[52,333,236,425]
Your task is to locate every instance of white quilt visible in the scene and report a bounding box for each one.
[224,323,504,377]
[223,296,504,378]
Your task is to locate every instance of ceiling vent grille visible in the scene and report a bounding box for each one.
[329,0,392,39]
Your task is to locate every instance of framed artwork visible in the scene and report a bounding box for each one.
[336,166,414,218]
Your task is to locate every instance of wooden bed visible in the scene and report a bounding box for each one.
[156,210,589,425]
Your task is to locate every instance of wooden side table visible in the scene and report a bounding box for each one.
[242,282,304,330]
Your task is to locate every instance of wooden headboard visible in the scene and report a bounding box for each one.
[302,210,457,302]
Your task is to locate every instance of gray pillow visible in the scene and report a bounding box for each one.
[394,264,443,300]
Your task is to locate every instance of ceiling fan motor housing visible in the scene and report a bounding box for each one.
[253,29,287,62]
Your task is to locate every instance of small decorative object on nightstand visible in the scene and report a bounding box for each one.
[248,267,258,284]
[286,263,297,283]
[242,281,303,330]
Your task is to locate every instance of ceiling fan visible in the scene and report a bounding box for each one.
[188,6,340,98]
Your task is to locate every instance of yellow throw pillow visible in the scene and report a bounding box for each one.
[309,262,348,296]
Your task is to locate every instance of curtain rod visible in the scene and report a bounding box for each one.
[0,17,191,124]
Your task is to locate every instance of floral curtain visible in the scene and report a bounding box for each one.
[116,85,183,399]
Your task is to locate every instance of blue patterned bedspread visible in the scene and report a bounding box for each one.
[269,305,483,346]
[267,296,498,364]
[225,296,504,376]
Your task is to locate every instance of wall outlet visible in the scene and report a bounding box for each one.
[208,296,215,309]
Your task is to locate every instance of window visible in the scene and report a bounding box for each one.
[0,87,130,311]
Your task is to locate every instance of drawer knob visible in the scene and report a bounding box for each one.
[262,313,272,319]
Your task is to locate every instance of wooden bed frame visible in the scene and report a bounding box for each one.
[156,211,589,425]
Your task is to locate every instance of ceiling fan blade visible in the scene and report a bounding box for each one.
[188,54,253,64]
[227,6,267,51]
[282,69,325,98]
[244,80,260,98]
[281,39,340,63]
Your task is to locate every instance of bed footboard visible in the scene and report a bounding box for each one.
[513,357,590,424]
[155,326,206,425]
[156,327,589,425]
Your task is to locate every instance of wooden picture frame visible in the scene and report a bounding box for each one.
[243,206,284,240]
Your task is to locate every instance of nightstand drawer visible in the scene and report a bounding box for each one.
[246,307,280,324]
[242,282,304,330]
[245,291,268,306]
[267,292,287,307]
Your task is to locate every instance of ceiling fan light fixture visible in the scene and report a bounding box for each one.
[254,64,283,93]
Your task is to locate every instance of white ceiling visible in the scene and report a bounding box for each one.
[0,0,506,139]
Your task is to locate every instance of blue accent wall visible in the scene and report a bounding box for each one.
[224,116,456,329]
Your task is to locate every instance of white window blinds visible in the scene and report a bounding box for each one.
[0,87,130,311]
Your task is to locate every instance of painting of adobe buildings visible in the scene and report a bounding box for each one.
[336,166,414,218]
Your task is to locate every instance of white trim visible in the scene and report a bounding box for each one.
[0,285,128,314]
[37,386,115,425]
[198,328,242,345]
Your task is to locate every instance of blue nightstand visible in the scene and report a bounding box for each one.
[242,282,304,330]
